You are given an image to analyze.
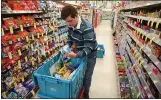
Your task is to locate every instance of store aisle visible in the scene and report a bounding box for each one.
[90,20,118,98]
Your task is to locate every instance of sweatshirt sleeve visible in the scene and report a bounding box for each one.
[76,27,97,58]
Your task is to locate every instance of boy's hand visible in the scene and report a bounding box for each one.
[65,51,77,58]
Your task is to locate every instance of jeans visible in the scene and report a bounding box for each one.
[83,57,96,93]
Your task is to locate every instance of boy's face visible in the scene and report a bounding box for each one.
[65,15,78,28]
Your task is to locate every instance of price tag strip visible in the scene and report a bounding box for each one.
[155,20,161,29]
[140,46,144,52]
[25,56,28,62]
[8,52,12,59]
[149,36,156,45]
[2,28,4,36]
[21,77,24,82]
[34,23,36,29]
[31,61,35,66]
[9,26,14,34]
[145,34,150,43]
[14,82,17,87]
[151,21,154,27]
[18,49,22,56]
[2,92,7,98]
[20,25,23,31]
[26,36,29,42]
[139,60,144,68]
[31,90,35,95]
[32,34,35,40]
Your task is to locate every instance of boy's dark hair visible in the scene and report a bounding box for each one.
[61,5,78,20]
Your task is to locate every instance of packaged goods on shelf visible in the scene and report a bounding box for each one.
[1,0,69,99]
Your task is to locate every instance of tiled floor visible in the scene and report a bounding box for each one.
[33,20,118,99]
[89,20,118,98]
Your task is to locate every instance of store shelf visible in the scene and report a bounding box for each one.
[124,15,161,23]
[122,1,161,11]
[126,38,155,98]
[34,16,51,19]
[126,39,161,94]
[120,20,161,71]
[114,58,121,98]
[127,29,161,70]
[127,45,161,94]
[2,10,44,14]
[124,20,161,46]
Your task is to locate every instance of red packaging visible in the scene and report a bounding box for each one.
[2,46,12,55]
[3,17,16,28]
[25,1,37,10]
[143,26,149,30]
[12,42,24,51]
[153,66,158,75]
[37,26,44,35]
[15,17,23,26]
[2,33,11,45]
[45,45,50,51]
[12,1,24,10]
[21,16,30,26]
[39,37,44,43]
[2,58,10,65]
[11,35,18,42]
[20,1,30,10]
[28,16,35,25]
[2,63,10,70]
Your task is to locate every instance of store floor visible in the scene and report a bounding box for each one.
[90,20,118,98]
[33,20,118,99]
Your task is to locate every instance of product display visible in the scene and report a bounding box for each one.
[1,0,68,99]
[115,1,161,99]
[1,0,161,99]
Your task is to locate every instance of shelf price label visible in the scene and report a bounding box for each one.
[37,33,40,38]
[25,56,28,62]
[147,20,151,26]
[155,20,161,29]
[139,60,144,68]
[134,50,138,54]
[49,22,51,27]
[31,61,35,66]
[151,21,154,27]
[21,77,24,82]
[145,34,150,42]
[141,19,143,24]
[46,41,49,45]
[20,25,23,31]
[37,50,40,55]
[31,90,35,95]
[14,82,17,87]
[26,36,29,42]
[2,92,7,98]
[139,46,144,52]
[38,57,41,63]
[142,34,144,39]
[149,37,155,45]
[32,34,35,40]
[45,31,48,35]
[31,44,34,49]
[2,28,4,36]
[155,22,160,29]
[18,49,22,56]
[137,92,140,98]
[9,26,14,34]
[138,56,142,61]
[34,23,36,28]
[18,60,21,66]
[8,52,12,59]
